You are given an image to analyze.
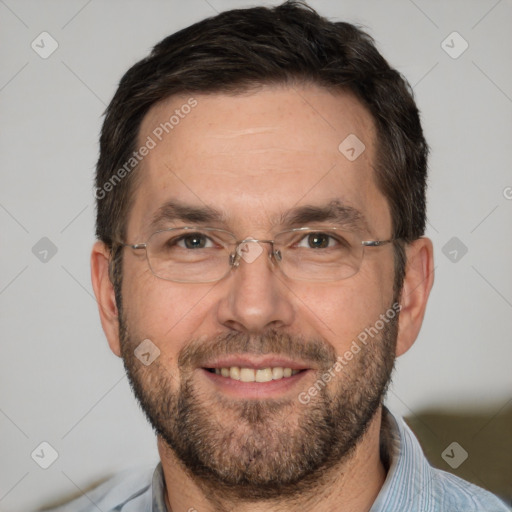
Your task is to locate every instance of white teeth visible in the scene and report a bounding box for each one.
[272,367,284,379]
[255,368,273,383]
[240,368,255,382]
[229,366,241,380]
[213,366,300,381]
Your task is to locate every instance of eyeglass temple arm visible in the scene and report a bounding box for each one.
[361,239,394,247]
[122,243,147,250]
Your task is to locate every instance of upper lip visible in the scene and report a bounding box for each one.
[201,355,312,371]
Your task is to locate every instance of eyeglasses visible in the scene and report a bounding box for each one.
[121,226,393,283]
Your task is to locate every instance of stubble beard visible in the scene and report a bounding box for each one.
[119,308,398,501]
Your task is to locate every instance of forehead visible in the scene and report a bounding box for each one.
[129,84,390,238]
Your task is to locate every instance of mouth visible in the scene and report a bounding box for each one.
[205,366,302,382]
[199,356,312,398]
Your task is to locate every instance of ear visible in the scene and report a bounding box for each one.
[395,237,434,357]
[90,241,122,357]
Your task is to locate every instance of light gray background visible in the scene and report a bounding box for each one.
[1,0,511,510]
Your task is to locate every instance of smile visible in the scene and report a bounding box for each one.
[206,366,301,382]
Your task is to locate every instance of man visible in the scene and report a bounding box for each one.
[52,1,509,511]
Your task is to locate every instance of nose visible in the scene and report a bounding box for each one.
[216,240,295,333]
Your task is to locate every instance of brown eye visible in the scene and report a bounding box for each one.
[180,234,209,249]
[307,233,330,248]
[296,232,336,249]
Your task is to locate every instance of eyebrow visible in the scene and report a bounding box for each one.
[278,200,370,233]
[148,198,369,233]
[148,200,226,232]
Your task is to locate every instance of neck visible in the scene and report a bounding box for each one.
[158,406,387,512]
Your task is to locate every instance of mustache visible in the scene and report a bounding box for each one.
[178,329,338,371]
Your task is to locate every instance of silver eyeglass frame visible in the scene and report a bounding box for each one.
[121,226,394,283]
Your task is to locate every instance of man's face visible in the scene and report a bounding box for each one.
[118,85,397,497]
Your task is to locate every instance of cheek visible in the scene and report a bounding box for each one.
[121,266,216,353]
[289,272,392,352]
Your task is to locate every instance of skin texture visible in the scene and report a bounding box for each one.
[91,84,434,512]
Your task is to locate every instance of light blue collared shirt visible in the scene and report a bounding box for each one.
[370,409,510,511]
[44,408,510,512]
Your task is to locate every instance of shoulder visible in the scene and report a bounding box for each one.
[429,467,511,512]
[375,409,510,512]
[44,464,155,512]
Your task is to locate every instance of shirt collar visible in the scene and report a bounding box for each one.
[151,461,169,512]
[370,406,435,512]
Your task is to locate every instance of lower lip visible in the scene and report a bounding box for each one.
[199,368,311,399]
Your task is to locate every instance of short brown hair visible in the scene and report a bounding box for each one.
[96,1,428,293]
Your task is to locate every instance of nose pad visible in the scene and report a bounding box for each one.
[236,240,264,264]
[229,241,280,271]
